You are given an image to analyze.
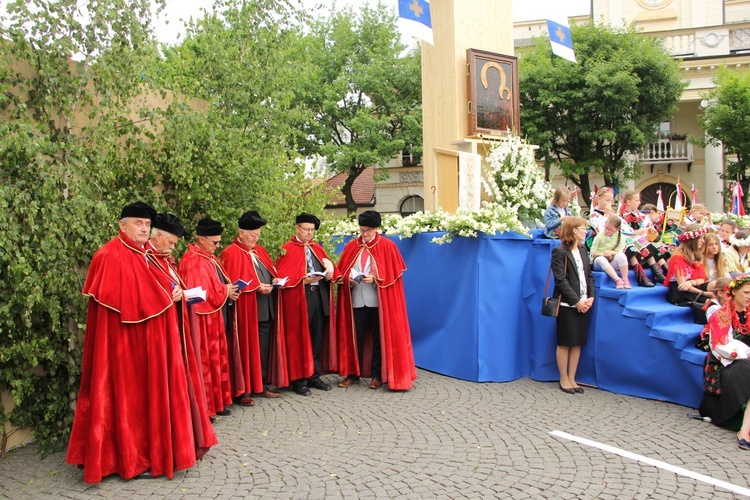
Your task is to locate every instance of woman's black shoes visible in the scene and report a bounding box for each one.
[559,382,576,394]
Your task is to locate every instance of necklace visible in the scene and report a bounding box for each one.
[733,309,750,336]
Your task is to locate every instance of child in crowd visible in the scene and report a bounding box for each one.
[718,219,737,250]
[618,190,668,287]
[725,230,750,277]
[664,224,715,306]
[544,186,573,239]
[683,203,712,228]
[589,188,615,235]
[702,232,729,281]
[705,277,732,321]
[590,216,631,289]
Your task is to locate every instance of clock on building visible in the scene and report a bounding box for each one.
[637,0,672,9]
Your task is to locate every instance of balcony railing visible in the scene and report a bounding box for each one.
[637,139,694,163]
[645,21,750,58]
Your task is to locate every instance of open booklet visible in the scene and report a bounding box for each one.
[233,278,253,291]
[350,269,366,284]
[184,286,206,305]
[272,276,289,288]
[309,271,327,278]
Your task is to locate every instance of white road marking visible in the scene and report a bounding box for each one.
[550,430,750,497]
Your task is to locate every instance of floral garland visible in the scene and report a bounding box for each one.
[677,226,709,242]
[730,233,750,247]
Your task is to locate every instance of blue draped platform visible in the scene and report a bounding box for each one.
[386,230,705,409]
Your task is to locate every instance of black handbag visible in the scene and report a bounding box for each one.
[541,255,567,317]
[691,292,711,325]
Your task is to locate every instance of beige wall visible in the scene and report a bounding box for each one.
[422,0,513,211]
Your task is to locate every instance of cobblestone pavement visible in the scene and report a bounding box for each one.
[2,369,750,499]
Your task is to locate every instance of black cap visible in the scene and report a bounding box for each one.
[358,210,381,228]
[196,217,223,236]
[295,212,320,230]
[238,210,266,230]
[153,213,185,238]
[120,201,156,223]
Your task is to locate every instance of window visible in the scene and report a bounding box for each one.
[400,195,424,217]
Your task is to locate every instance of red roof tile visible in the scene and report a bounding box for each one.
[325,166,375,207]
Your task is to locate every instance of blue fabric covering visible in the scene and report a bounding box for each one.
[384,229,703,409]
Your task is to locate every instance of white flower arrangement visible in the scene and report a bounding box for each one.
[318,134,551,244]
[481,134,551,226]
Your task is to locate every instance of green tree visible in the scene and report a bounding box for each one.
[519,22,686,205]
[156,0,330,252]
[0,0,168,455]
[699,67,750,204]
[0,0,328,456]
[293,4,423,214]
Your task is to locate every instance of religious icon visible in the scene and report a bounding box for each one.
[466,49,520,137]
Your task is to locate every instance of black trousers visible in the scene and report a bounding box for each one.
[303,285,326,384]
[354,306,381,380]
[258,319,271,390]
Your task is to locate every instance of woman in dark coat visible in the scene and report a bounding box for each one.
[552,216,595,394]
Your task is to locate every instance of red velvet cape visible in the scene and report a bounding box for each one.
[276,238,341,379]
[146,242,217,457]
[221,239,289,390]
[66,232,197,483]
[336,233,417,390]
[178,244,241,415]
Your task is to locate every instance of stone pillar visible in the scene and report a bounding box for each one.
[704,134,724,213]
[421,0,513,211]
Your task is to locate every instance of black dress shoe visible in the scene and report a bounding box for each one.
[558,382,575,394]
[308,379,332,391]
[574,387,585,394]
[216,409,232,416]
[134,471,153,479]
[293,386,312,396]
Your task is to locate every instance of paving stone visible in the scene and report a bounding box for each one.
[4,371,750,498]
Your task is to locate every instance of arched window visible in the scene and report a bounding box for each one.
[400,195,424,217]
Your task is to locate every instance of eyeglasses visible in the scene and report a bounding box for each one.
[575,226,587,231]
[202,237,221,246]
[296,225,315,233]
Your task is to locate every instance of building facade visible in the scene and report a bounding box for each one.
[516,0,750,212]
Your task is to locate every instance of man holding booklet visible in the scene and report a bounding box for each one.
[178,217,245,415]
[276,213,341,396]
[67,202,208,483]
[336,210,417,391]
[221,210,288,400]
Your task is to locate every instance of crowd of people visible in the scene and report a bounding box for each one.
[65,203,416,483]
[545,186,750,451]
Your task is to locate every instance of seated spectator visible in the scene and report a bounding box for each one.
[618,190,667,287]
[664,224,715,306]
[725,231,750,277]
[718,219,738,250]
[589,188,615,235]
[706,277,732,321]
[699,276,750,449]
[703,232,730,281]
[544,186,573,239]
[683,203,712,228]
[590,216,631,289]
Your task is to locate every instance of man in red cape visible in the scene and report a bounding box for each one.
[178,217,245,417]
[146,213,217,456]
[276,213,341,396]
[336,210,417,391]
[221,210,288,400]
[66,202,201,483]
